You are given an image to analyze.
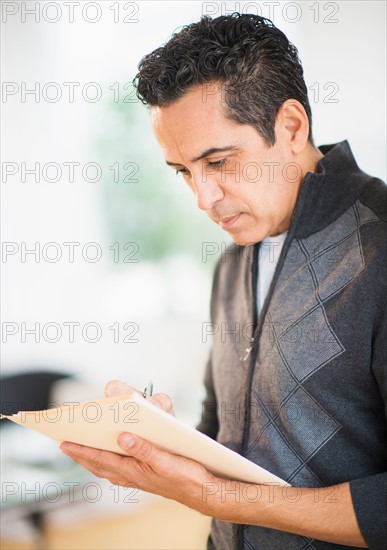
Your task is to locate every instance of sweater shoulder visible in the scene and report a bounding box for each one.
[358,176,387,223]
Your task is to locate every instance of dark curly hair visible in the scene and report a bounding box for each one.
[134,13,313,146]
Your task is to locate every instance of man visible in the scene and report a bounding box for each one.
[61,14,387,549]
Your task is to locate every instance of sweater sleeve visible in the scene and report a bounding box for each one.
[196,353,219,440]
[350,472,387,549]
[196,257,224,439]
[349,281,387,549]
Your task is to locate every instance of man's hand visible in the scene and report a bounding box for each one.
[104,379,175,416]
[59,380,218,516]
[59,380,367,547]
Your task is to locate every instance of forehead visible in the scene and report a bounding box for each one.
[150,84,247,160]
[151,83,225,127]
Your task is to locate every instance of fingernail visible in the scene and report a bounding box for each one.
[119,434,135,449]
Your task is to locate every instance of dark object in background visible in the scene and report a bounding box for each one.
[0,370,73,541]
[0,370,71,420]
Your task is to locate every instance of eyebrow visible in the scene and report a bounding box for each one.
[165,146,239,167]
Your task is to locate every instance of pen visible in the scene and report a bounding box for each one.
[143,380,153,399]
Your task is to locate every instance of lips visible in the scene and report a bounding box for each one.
[218,214,241,229]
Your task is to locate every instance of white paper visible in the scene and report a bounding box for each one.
[1,393,289,486]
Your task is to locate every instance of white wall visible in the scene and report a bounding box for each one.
[1,1,386,422]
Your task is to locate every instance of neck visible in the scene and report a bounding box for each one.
[302,142,324,175]
[273,144,324,237]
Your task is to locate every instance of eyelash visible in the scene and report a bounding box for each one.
[175,159,226,176]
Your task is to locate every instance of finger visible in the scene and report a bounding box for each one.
[117,433,211,490]
[60,435,174,481]
[60,441,127,472]
[69,454,116,479]
[60,441,149,486]
[105,379,139,398]
[148,392,175,415]
[64,451,136,487]
[117,433,176,475]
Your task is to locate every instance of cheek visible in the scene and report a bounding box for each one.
[239,163,264,187]
[237,184,266,216]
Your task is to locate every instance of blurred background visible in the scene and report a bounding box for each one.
[1,1,386,548]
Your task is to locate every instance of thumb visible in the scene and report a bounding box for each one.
[105,379,137,397]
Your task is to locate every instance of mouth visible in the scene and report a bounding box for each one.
[218,214,242,229]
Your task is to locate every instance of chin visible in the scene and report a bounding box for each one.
[229,233,259,247]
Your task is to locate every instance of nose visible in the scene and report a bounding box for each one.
[193,175,224,211]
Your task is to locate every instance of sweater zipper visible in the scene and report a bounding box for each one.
[239,243,259,363]
[237,174,312,550]
[237,236,292,550]
[242,230,295,450]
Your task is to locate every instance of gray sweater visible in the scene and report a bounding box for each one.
[197,141,387,549]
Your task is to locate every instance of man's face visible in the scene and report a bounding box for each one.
[151,84,303,245]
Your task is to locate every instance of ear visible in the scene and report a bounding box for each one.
[276,99,310,154]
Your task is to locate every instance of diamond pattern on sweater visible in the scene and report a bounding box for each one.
[246,201,376,492]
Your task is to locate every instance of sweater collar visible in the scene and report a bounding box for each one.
[291,140,371,239]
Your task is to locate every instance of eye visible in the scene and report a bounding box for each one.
[175,167,190,176]
[207,159,226,168]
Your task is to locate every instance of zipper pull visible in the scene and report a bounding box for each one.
[240,337,254,362]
